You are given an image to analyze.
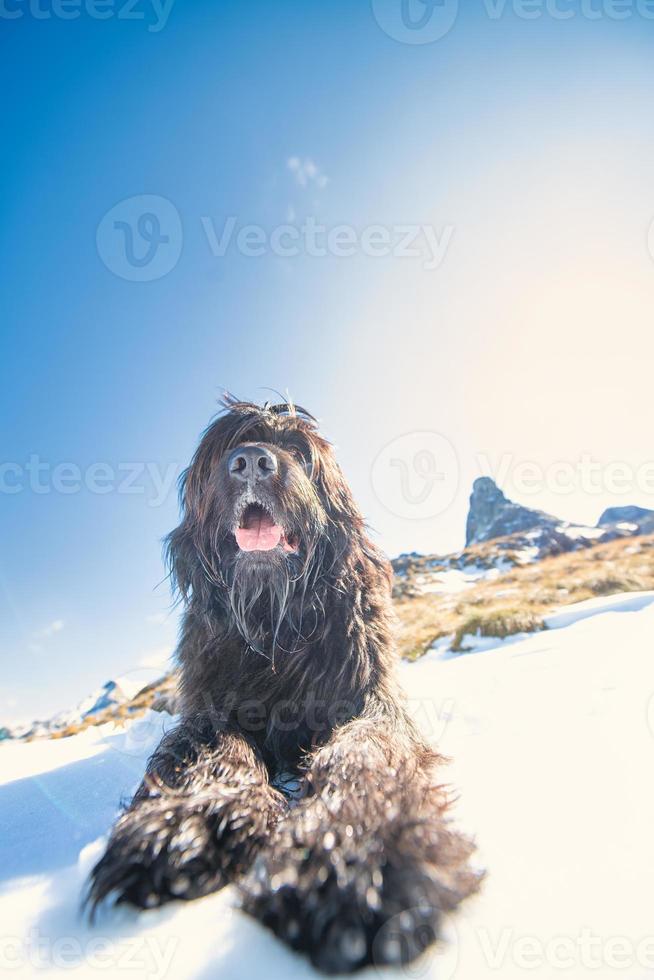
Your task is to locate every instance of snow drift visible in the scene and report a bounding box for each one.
[2,592,654,979]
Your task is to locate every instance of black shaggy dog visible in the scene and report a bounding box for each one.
[87,398,481,973]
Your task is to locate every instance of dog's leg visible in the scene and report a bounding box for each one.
[86,721,286,913]
[241,699,481,974]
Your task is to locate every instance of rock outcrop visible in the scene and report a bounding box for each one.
[465,477,559,546]
[598,505,654,533]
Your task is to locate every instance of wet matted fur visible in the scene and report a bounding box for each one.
[86,397,481,973]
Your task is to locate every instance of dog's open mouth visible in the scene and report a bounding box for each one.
[235,503,298,554]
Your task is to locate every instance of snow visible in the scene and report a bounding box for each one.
[511,545,541,564]
[434,590,654,659]
[414,562,516,596]
[416,565,490,595]
[2,593,654,979]
[557,524,606,542]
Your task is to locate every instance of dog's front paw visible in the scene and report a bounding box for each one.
[240,827,444,974]
[86,800,229,913]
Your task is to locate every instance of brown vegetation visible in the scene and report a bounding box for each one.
[394,533,654,660]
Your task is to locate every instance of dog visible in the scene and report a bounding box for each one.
[87,397,481,973]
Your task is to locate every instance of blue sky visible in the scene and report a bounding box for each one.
[2,1,654,723]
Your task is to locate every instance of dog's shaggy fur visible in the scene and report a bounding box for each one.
[87,398,481,973]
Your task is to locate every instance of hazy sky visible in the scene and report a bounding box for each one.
[2,1,654,723]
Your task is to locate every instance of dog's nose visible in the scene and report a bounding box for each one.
[227,445,278,483]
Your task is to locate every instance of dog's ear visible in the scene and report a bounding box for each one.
[313,447,363,527]
[309,439,393,594]
[311,448,363,563]
[164,464,217,604]
[165,519,195,602]
[164,520,206,605]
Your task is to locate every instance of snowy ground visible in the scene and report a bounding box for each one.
[2,592,654,979]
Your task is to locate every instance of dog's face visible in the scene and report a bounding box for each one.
[167,399,364,651]
[201,408,329,573]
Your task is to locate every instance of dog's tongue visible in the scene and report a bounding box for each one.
[235,509,283,552]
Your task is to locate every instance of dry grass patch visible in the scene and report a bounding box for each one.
[451,609,546,652]
[394,533,654,660]
[584,574,646,597]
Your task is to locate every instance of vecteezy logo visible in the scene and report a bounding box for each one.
[371,0,458,44]
[96,195,183,281]
[371,431,459,520]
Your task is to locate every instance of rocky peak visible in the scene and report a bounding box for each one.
[465,477,558,546]
[597,505,654,531]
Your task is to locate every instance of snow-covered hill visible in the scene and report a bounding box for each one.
[2,592,654,979]
[6,671,168,741]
